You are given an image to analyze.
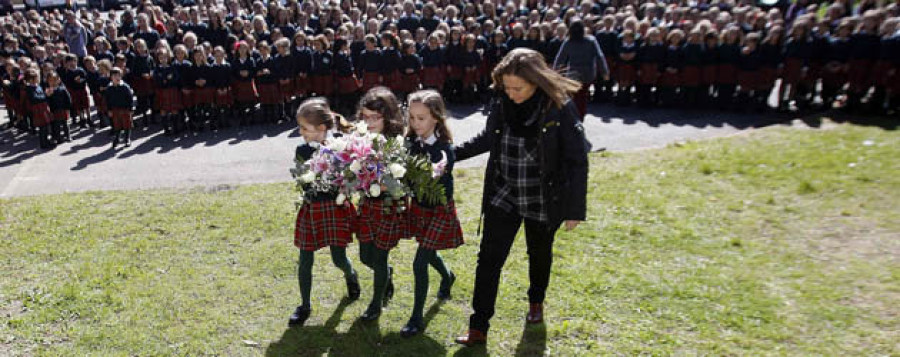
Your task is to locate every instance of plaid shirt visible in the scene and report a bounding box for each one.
[490,127,546,222]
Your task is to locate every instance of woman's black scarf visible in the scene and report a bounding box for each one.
[502,89,546,138]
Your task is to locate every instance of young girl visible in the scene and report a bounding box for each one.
[701,31,720,109]
[659,29,685,107]
[333,38,360,117]
[737,32,763,111]
[615,30,638,106]
[129,39,155,126]
[780,24,811,112]
[211,46,234,129]
[357,35,383,93]
[460,34,482,103]
[45,72,72,144]
[681,30,704,108]
[310,35,335,99]
[190,47,215,131]
[61,54,91,128]
[355,87,407,321]
[172,45,193,133]
[289,97,361,326]
[1,63,22,130]
[398,39,422,100]
[105,68,135,148]
[154,48,182,135]
[717,27,742,110]
[419,33,446,92]
[255,42,281,124]
[292,33,313,106]
[23,69,53,149]
[380,32,403,94]
[637,28,664,107]
[274,38,296,122]
[232,41,258,126]
[401,89,463,337]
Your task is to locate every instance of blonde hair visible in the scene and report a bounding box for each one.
[491,48,581,108]
[407,89,453,143]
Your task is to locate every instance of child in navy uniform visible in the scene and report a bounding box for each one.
[380,32,403,94]
[419,33,446,92]
[637,28,664,107]
[717,27,742,110]
[398,39,422,101]
[615,30,638,106]
[232,41,258,125]
[289,97,361,326]
[401,89,463,337]
[129,39,155,127]
[61,54,92,128]
[357,35,383,93]
[310,35,335,99]
[45,72,72,144]
[211,46,234,129]
[23,69,54,149]
[154,47,182,135]
[255,42,281,124]
[105,68,135,148]
[333,38,360,117]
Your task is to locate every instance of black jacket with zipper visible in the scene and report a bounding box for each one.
[455,94,589,229]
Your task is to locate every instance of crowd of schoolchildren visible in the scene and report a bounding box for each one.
[2,0,899,150]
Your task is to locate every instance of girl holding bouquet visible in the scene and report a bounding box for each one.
[401,89,463,337]
[355,87,407,321]
[289,97,361,326]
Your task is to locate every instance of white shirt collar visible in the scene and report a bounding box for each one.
[302,130,335,148]
[419,133,438,145]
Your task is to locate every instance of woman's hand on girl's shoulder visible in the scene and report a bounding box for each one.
[564,220,580,231]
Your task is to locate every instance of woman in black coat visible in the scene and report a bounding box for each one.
[454,48,589,346]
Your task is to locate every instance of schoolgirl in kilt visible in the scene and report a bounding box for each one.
[23,69,54,149]
[288,97,361,327]
[759,27,784,110]
[419,33,446,92]
[274,38,297,122]
[357,35,383,93]
[846,13,880,112]
[231,41,258,125]
[460,34,483,103]
[445,28,466,101]
[804,21,831,110]
[780,25,811,111]
[717,27,742,110]
[398,40,423,100]
[61,54,92,128]
[593,17,619,103]
[172,45,193,132]
[700,32,719,109]
[292,33,313,103]
[45,72,72,144]
[874,21,900,114]
[1,64,22,130]
[332,39,360,117]
[190,48,215,131]
[310,35,335,98]
[681,30,704,108]
[637,28,664,107]
[255,42,282,124]
[615,30,638,106]
[211,46,234,129]
[659,30,685,108]
[737,32,764,111]
[129,39,156,126]
[822,21,852,108]
[400,89,463,337]
[105,68,135,148]
[154,48,182,135]
[355,87,408,321]
[85,58,109,127]
[380,32,403,94]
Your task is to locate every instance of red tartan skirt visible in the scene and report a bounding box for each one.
[398,72,420,93]
[408,200,464,250]
[92,93,106,113]
[758,67,777,91]
[361,72,381,92]
[847,59,872,92]
[616,62,637,85]
[52,110,69,121]
[70,87,90,111]
[336,75,360,95]
[2,88,20,114]
[447,66,463,80]
[294,200,356,251]
[214,88,233,106]
[782,58,805,85]
[701,65,717,85]
[872,60,893,87]
[155,87,183,112]
[462,68,479,87]
[717,64,738,85]
[355,198,409,251]
[737,70,760,91]
[821,65,847,87]
[232,80,258,103]
[311,74,334,96]
[421,66,445,89]
[658,69,680,87]
[638,63,659,85]
[110,108,133,129]
[682,66,701,87]
[383,70,402,92]
[293,75,307,97]
[31,103,52,127]
[280,80,294,100]
[193,87,215,105]
[605,58,618,79]
[131,75,154,97]
[257,82,281,105]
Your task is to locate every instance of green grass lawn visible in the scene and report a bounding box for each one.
[1,121,898,356]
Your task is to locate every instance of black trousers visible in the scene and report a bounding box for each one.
[469,204,560,333]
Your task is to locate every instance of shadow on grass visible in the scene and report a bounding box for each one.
[514,322,547,357]
[266,298,448,356]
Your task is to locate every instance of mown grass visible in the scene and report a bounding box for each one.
[1,121,898,356]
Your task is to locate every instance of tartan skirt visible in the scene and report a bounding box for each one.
[193,87,215,105]
[737,70,760,91]
[782,58,805,84]
[758,67,777,92]
[232,80,258,103]
[821,65,847,88]
[355,198,409,251]
[293,75,308,97]
[383,70,402,92]
[847,59,872,92]
[658,69,680,87]
[52,110,69,121]
[92,92,106,113]
[638,63,659,85]
[110,108,133,129]
[872,60,893,87]
[421,66,445,89]
[616,62,637,85]
[70,87,90,111]
[408,200,464,250]
[447,65,463,80]
[257,82,281,105]
[31,103,52,127]
[131,75,154,97]
[214,88,233,106]
[294,200,356,251]
[336,75,360,95]
[3,88,20,114]
[681,66,701,87]
[399,72,420,93]
[716,64,738,85]
[462,68,479,87]
[311,74,334,96]
[361,72,381,92]
[155,87,183,112]
[701,65,717,85]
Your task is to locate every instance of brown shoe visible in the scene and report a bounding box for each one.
[526,303,543,324]
[455,329,487,346]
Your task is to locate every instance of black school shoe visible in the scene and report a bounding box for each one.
[360,306,381,321]
[346,272,361,300]
[437,272,456,300]
[400,319,425,338]
[288,305,311,326]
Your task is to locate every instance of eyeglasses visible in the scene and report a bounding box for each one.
[361,113,383,123]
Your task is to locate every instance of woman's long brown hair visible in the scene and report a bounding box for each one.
[490,48,582,108]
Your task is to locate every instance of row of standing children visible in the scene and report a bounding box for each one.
[290,87,463,337]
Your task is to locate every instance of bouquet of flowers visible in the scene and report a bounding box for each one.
[291,122,447,211]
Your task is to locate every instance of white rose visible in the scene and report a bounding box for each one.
[388,163,407,178]
[300,170,316,183]
[369,183,382,197]
[355,121,368,134]
[336,193,346,206]
[349,160,362,173]
[329,138,347,152]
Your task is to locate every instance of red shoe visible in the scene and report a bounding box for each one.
[455,329,487,346]
[526,303,543,324]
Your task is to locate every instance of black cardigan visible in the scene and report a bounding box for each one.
[455,95,589,229]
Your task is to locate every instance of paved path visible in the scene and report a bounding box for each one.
[0,103,778,198]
